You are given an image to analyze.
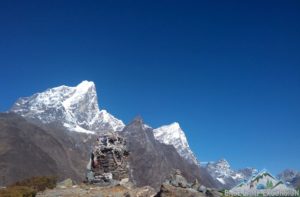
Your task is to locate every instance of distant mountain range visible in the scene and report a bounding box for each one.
[277,169,300,189]
[1,80,298,190]
[10,80,198,166]
[201,159,258,189]
[201,159,300,189]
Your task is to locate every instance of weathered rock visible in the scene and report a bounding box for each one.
[121,118,203,190]
[131,186,157,197]
[120,178,135,189]
[57,178,74,188]
[86,132,130,186]
[167,169,188,188]
[205,188,222,197]
[155,183,206,197]
[191,179,201,191]
[156,170,222,197]
[199,185,207,193]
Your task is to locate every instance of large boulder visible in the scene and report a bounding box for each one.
[167,169,188,188]
[155,170,222,197]
[191,179,201,191]
[155,183,206,197]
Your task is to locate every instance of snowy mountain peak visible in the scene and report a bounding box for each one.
[277,169,300,187]
[207,159,232,179]
[204,159,258,189]
[153,122,199,165]
[215,159,230,169]
[10,81,125,134]
[77,80,95,89]
[154,122,187,144]
[169,122,180,128]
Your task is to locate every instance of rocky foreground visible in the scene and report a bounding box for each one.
[37,180,222,197]
[37,184,156,197]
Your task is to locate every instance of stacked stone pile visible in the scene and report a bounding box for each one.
[86,132,130,185]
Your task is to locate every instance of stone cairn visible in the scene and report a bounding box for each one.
[86,132,130,185]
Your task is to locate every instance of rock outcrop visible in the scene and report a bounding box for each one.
[121,117,203,190]
[155,170,222,197]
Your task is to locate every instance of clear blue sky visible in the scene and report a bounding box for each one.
[0,1,299,174]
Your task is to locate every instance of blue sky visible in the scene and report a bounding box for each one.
[0,1,299,174]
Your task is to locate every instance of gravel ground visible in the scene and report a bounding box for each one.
[37,184,156,197]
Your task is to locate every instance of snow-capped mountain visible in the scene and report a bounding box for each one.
[10,80,125,134]
[203,159,258,188]
[153,122,199,165]
[278,169,299,182]
[277,169,300,188]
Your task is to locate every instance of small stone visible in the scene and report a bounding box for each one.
[199,185,207,193]
[191,179,200,191]
[57,178,74,188]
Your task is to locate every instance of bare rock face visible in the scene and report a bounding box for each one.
[86,132,130,186]
[0,113,92,185]
[121,117,202,190]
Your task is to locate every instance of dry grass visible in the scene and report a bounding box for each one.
[0,176,57,197]
[0,186,36,197]
[11,176,57,192]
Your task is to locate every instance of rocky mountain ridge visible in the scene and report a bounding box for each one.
[3,80,298,191]
[277,169,300,189]
[202,159,258,189]
[153,122,199,165]
[10,80,198,168]
[10,81,125,134]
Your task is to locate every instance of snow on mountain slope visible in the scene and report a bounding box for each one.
[10,80,125,134]
[204,159,258,188]
[206,159,233,178]
[277,169,300,188]
[153,122,199,165]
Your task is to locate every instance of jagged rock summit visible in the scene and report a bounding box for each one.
[10,80,125,134]
[204,159,258,189]
[121,117,203,190]
[153,122,199,165]
[277,169,300,188]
